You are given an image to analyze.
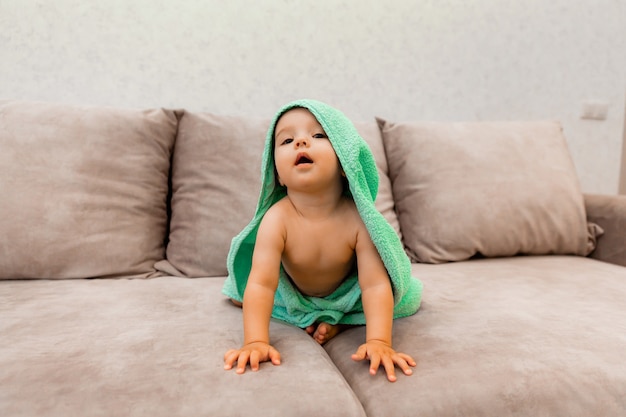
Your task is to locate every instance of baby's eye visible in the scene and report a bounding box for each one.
[313,133,328,139]
[281,138,293,145]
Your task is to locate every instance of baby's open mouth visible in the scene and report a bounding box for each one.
[295,153,313,165]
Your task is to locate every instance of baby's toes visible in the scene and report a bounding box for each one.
[313,324,328,344]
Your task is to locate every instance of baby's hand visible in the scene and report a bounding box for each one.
[224,342,281,374]
[351,340,416,382]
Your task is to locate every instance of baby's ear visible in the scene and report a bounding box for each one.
[341,170,346,178]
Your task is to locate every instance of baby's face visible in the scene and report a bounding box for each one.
[273,108,342,191]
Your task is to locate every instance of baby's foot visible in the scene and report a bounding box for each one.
[305,322,341,344]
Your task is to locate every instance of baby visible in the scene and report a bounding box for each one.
[223,100,421,382]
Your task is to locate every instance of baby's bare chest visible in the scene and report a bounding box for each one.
[282,220,357,270]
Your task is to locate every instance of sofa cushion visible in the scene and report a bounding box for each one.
[160,111,399,277]
[0,277,366,417]
[584,193,626,267]
[353,121,403,239]
[0,100,177,279]
[324,256,626,417]
[160,111,270,278]
[379,119,593,263]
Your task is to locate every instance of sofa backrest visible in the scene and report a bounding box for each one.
[0,101,400,279]
[1,100,599,280]
[0,100,177,279]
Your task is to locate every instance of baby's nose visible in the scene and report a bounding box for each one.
[295,137,309,147]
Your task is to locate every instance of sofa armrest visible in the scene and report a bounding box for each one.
[584,193,626,267]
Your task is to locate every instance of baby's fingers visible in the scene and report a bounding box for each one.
[223,349,240,370]
[369,353,381,376]
[382,356,398,382]
[268,346,282,365]
[236,351,251,374]
[392,354,413,377]
[249,350,261,371]
[398,352,417,368]
[351,344,368,362]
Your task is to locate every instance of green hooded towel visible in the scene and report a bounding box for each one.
[222,99,422,327]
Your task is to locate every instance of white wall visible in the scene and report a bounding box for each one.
[2,0,624,193]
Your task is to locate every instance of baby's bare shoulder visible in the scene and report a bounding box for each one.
[259,198,291,228]
[342,198,365,223]
[265,197,290,215]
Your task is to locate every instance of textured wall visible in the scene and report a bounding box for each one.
[1,0,624,193]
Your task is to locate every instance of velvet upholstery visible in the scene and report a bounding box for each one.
[0,100,177,279]
[324,256,626,417]
[0,277,366,417]
[379,119,593,263]
[160,110,269,277]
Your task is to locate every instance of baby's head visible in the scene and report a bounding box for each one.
[260,99,378,208]
[272,107,346,192]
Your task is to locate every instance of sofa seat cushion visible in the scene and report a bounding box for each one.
[324,256,626,417]
[0,277,365,417]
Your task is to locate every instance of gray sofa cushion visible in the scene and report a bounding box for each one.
[379,119,594,263]
[0,100,177,279]
[161,110,270,277]
[324,256,626,417]
[0,277,366,417]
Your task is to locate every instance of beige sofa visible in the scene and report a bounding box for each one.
[1,100,625,417]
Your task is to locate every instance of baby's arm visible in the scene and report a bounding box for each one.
[352,226,416,382]
[223,209,284,374]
